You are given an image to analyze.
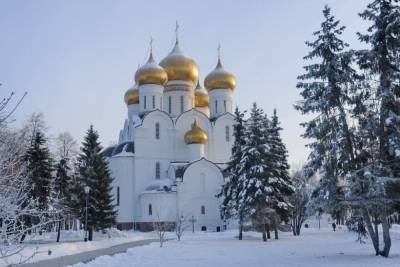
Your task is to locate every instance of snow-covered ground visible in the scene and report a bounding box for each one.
[71,226,400,267]
[0,229,152,267]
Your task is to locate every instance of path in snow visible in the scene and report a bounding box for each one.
[70,228,400,267]
[20,239,159,267]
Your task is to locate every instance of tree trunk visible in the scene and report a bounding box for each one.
[362,208,380,256]
[266,224,271,239]
[274,224,279,240]
[88,227,93,241]
[239,217,243,240]
[262,224,267,242]
[380,213,391,257]
[56,220,62,242]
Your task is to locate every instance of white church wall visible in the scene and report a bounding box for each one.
[178,159,224,232]
[211,113,234,163]
[139,192,177,222]
[134,111,174,210]
[109,155,135,224]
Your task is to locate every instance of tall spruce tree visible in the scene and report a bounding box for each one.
[266,109,294,223]
[295,6,358,221]
[346,0,400,257]
[54,158,73,242]
[218,107,247,240]
[77,125,116,238]
[25,131,53,211]
[237,103,273,241]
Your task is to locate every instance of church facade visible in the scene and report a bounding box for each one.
[104,33,236,232]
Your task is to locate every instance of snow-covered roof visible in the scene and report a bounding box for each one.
[143,179,175,193]
[104,141,135,157]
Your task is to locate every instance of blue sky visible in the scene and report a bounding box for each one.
[0,0,370,165]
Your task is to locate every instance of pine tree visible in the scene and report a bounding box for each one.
[347,0,400,257]
[25,131,53,211]
[77,125,116,237]
[295,6,358,221]
[266,109,294,223]
[237,103,273,241]
[218,106,247,240]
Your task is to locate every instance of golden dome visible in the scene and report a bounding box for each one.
[160,41,199,85]
[184,119,208,144]
[135,52,168,86]
[194,81,209,107]
[124,85,139,105]
[204,58,236,91]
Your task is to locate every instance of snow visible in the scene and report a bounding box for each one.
[0,230,152,267]
[69,227,400,267]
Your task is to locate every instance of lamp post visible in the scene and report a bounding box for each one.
[84,186,90,242]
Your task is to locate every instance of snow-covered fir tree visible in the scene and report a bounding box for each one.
[76,125,116,238]
[346,0,400,257]
[266,109,294,223]
[219,107,247,240]
[237,103,274,241]
[24,130,54,211]
[295,5,358,221]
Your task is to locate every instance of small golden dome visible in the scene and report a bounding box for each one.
[194,81,209,107]
[135,52,168,86]
[184,119,208,144]
[124,85,139,105]
[204,58,236,91]
[160,41,199,85]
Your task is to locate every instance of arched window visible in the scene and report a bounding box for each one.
[225,126,230,142]
[144,96,147,109]
[215,100,218,114]
[160,97,162,109]
[180,96,184,113]
[152,95,155,109]
[168,96,172,114]
[148,204,152,216]
[201,205,205,215]
[155,162,160,179]
[155,122,160,139]
[117,186,120,206]
[224,100,226,112]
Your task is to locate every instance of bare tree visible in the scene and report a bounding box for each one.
[152,210,174,248]
[289,167,312,236]
[0,120,54,265]
[175,213,189,241]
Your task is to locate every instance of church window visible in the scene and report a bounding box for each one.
[148,204,152,216]
[168,96,172,114]
[152,95,155,109]
[160,97,162,109]
[201,205,205,215]
[224,100,226,112]
[155,162,160,179]
[144,96,147,109]
[155,123,160,139]
[225,126,230,142]
[215,101,218,114]
[180,96,184,113]
[117,187,120,206]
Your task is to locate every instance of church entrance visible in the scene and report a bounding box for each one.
[201,226,207,231]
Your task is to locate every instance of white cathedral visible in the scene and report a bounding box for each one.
[104,32,236,232]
